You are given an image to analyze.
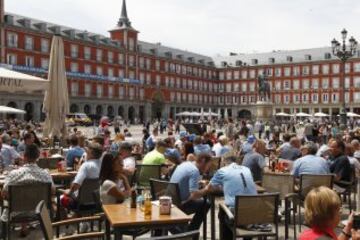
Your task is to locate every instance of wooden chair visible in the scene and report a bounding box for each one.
[137,230,199,240]
[149,179,182,207]
[36,200,104,240]
[218,193,280,240]
[135,164,161,190]
[3,182,52,240]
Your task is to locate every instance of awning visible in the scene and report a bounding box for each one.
[0,106,26,114]
[0,67,48,92]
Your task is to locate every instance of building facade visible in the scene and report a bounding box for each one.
[1,0,360,122]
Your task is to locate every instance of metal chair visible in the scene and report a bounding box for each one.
[137,230,200,240]
[3,182,52,240]
[36,200,104,240]
[218,193,280,240]
[286,174,334,238]
[135,164,161,190]
[262,172,295,239]
[149,179,182,207]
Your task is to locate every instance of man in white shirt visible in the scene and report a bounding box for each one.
[119,142,136,175]
[1,134,21,168]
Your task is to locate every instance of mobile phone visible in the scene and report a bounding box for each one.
[353,214,360,230]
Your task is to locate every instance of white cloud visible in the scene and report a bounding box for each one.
[6,0,360,56]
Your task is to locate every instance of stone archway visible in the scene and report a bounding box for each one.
[24,102,34,121]
[238,109,252,119]
[128,106,135,123]
[70,104,79,113]
[96,105,103,116]
[84,105,91,115]
[118,106,124,118]
[151,91,165,120]
[107,106,114,117]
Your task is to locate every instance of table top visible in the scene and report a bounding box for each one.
[264,170,292,176]
[50,170,77,179]
[103,203,192,228]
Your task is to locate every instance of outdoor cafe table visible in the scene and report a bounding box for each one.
[103,203,192,240]
[208,184,266,240]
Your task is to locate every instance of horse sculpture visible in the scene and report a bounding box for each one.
[258,73,271,102]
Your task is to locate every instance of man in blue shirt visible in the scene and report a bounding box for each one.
[291,141,330,178]
[170,153,212,230]
[66,135,85,168]
[209,154,257,207]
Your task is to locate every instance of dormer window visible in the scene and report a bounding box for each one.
[286,56,293,62]
[269,58,275,64]
[221,61,228,67]
[251,59,258,65]
[305,54,312,61]
[235,60,242,66]
[324,53,332,59]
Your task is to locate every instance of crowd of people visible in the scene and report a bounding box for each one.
[2,116,360,238]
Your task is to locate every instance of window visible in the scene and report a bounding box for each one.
[303,79,309,89]
[96,49,102,62]
[293,80,300,89]
[71,82,78,96]
[156,75,161,86]
[156,60,160,71]
[108,86,113,98]
[226,83,232,92]
[129,56,135,67]
[302,66,309,75]
[354,92,360,103]
[119,86,125,99]
[275,94,281,104]
[322,64,329,74]
[284,80,290,90]
[312,94,318,103]
[284,67,291,76]
[41,39,49,53]
[275,81,281,90]
[25,56,34,67]
[71,44,78,58]
[284,95,290,104]
[266,68,273,76]
[302,94,308,103]
[140,89,144,100]
[219,72,224,80]
[332,93,339,103]
[293,66,300,76]
[241,70,248,79]
[41,58,49,69]
[234,71,240,79]
[7,32,18,48]
[234,83,240,91]
[354,77,360,88]
[6,54,16,65]
[226,71,232,80]
[354,63,360,72]
[312,79,319,89]
[332,64,340,74]
[108,52,114,63]
[345,92,350,102]
[70,62,78,72]
[345,63,351,73]
[249,70,255,79]
[24,36,33,50]
[312,65,319,75]
[85,84,91,97]
[84,47,91,60]
[129,70,135,79]
[322,78,329,89]
[84,64,91,74]
[322,93,328,103]
[108,68,114,77]
[129,38,135,51]
[146,73,151,85]
[332,77,340,88]
[97,84,103,98]
[119,69,125,79]
[293,94,300,103]
[275,68,281,77]
[96,66,103,76]
[345,77,350,89]
[241,83,247,92]
[249,82,255,92]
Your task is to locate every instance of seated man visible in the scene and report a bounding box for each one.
[242,140,267,182]
[291,141,330,178]
[279,137,302,161]
[62,142,103,208]
[1,144,54,237]
[16,132,34,154]
[170,153,212,231]
[142,140,167,165]
[329,138,352,186]
[66,135,85,169]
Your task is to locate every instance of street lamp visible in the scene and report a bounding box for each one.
[331,29,358,126]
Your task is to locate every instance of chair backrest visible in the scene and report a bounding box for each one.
[262,173,294,200]
[77,178,100,205]
[8,182,52,218]
[136,164,161,188]
[299,174,334,199]
[149,178,182,207]
[137,230,199,240]
[36,200,53,240]
[234,193,279,226]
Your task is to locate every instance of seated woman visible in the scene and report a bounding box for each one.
[300,186,355,240]
[99,153,131,204]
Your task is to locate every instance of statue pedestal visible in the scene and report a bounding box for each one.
[255,101,273,122]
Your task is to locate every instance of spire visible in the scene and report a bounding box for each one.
[118,0,132,28]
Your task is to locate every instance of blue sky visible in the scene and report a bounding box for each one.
[6,0,360,56]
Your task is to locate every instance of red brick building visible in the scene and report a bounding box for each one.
[1,0,360,122]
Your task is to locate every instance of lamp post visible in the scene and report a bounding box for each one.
[331,29,358,126]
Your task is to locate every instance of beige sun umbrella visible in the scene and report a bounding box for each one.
[42,35,69,139]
